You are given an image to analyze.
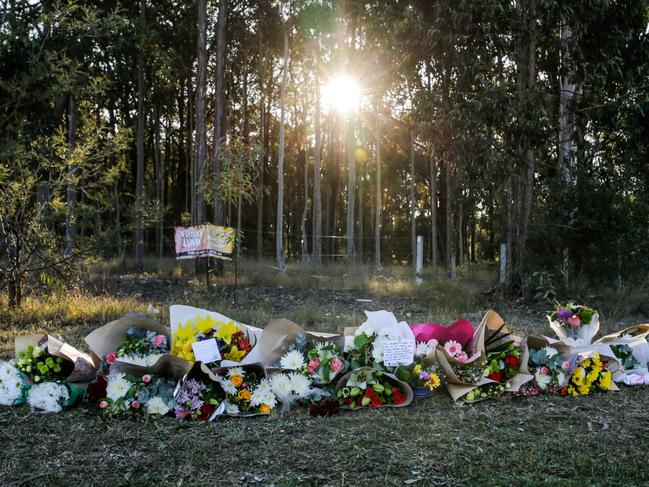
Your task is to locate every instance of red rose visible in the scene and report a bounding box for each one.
[370,396,383,408]
[489,371,502,382]
[504,356,520,369]
[197,403,216,421]
[560,387,567,396]
[393,389,406,405]
[86,375,108,404]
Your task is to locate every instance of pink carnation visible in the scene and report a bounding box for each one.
[131,401,141,410]
[540,366,550,375]
[98,400,108,409]
[106,352,117,365]
[561,361,569,370]
[427,338,439,349]
[307,359,321,374]
[455,351,469,364]
[444,340,462,357]
[330,357,344,374]
[153,334,166,348]
[142,374,152,384]
[567,315,581,328]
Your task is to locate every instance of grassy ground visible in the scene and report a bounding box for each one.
[1,259,648,486]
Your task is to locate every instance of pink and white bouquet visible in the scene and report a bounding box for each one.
[100,373,176,416]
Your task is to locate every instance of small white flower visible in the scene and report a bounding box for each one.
[226,367,245,379]
[217,376,237,396]
[371,340,385,363]
[415,341,434,358]
[146,396,170,416]
[106,373,132,401]
[280,350,306,371]
[224,401,240,415]
[356,323,375,338]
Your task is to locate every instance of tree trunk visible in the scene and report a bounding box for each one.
[345,116,356,264]
[276,24,289,272]
[429,149,438,267]
[154,101,164,261]
[256,35,265,260]
[409,132,416,270]
[64,94,77,258]
[301,106,309,261]
[134,0,146,270]
[312,49,322,264]
[457,197,464,266]
[194,0,208,227]
[445,159,452,272]
[211,0,227,226]
[374,135,382,270]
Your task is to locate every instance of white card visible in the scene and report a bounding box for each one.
[382,339,415,366]
[192,338,221,364]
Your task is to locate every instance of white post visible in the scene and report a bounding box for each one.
[416,235,424,283]
[499,243,507,284]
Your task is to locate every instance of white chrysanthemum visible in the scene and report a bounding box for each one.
[218,376,238,396]
[542,346,558,358]
[251,378,277,408]
[227,367,245,379]
[27,382,68,413]
[224,401,240,415]
[344,336,357,352]
[0,361,24,406]
[371,340,385,363]
[288,372,311,399]
[146,396,170,416]
[280,350,306,371]
[415,341,434,358]
[106,373,132,401]
[269,373,293,402]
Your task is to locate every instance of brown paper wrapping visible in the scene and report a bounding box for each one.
[595,324,649,344]
[110,354,190,380]
[335,367,413,409]
[15,334,97,383]
[258,318,341,365]
[84,312,168,359]
[436,310,533,403]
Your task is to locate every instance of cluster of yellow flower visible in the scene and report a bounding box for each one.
[566,352,613,396]
[171,315,251,363]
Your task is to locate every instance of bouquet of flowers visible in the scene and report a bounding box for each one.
[210,364,276,416]
[269,371,313,409]
[275,341,346,385]
[335,367,412,410]
[410,318,475,362]
[15,344,73,384]
[172,315,254,364]
[85,313,171,371]
[100,373,176,416]
[528,345,569,392]
[564,352,616,396]
[111,326,169,367]
[343,311,415,369]
[610,344,640,371]
[0,361,30,406]
[548,302,599,345]
[26,382,85,413]
[394,342,441,397]
[595,324,649,384]
[436,310,533,403]
[172,361,226,420]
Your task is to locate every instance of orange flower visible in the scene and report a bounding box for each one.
[259,404,271,414]
[237,389,251,402]
[231,375,243,387]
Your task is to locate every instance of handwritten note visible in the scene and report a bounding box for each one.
[383,339,415,366]
[192,338,221,364]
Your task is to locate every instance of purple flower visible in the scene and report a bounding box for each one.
[556,309,572,323]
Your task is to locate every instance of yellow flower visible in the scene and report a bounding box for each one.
[215,320,240,345]
[586,369,600,384]
[224,345,246,363]
[413,364,422,374]
[171,315,219,363]
[231,374,243,387]
[572,367,586,386]
[567,385,578,397]
[578,384,590,395]
[237,389,251,402]
[259,404,271,414]
[599,371,613,390]
[425,374,441,390]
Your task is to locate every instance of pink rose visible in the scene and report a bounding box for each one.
[131,401,141,410]
[106,352,117,365]
[142,375,152,384]
[540,366,550,375]
[153,335,166,348]
[307,359,321,374]
[455,352,469,364]
[567,315,581,328]
[561,361,569,370]
[98,400,108,409]
[330,357,344,374]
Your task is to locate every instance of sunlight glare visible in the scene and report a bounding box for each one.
[321,75,361,114]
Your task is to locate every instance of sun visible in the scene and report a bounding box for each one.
[321,75,361,114]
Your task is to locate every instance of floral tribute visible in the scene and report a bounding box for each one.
[174,377,223,420]
[15,345,73,384]
[212,366,276,416]
[100,373,176,416]
[112,326,169,367]
[0,361,30,406]
[564,352,614,396]
[464,341,525,402]
[529,346,569,392]
[276,337,346,385]
[550,302,597,330]
[172,315,254,364]
[336,368,410,410]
